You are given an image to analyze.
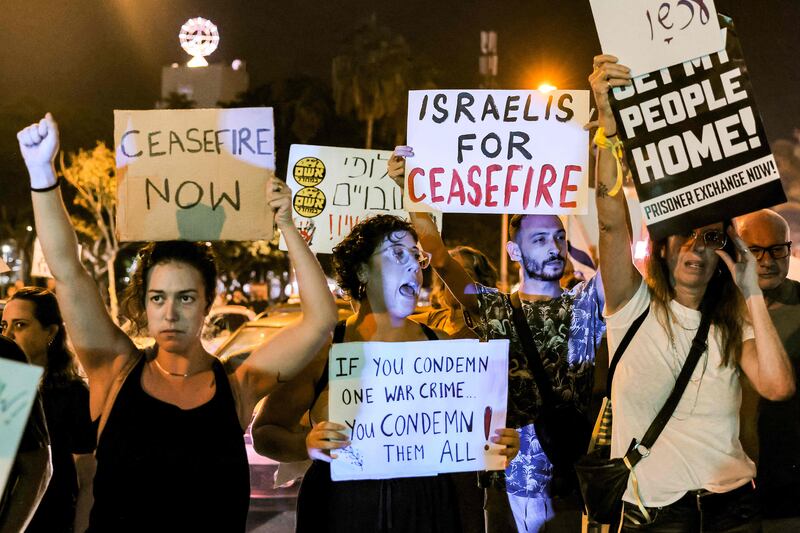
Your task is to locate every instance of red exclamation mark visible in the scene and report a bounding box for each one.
[739,107,761,149]
[329,214,334,240]
[484,406,492,451]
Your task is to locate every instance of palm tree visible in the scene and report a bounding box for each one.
[332,15,411,149]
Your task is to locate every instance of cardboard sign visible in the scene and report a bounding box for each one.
[590,0,724,77]
[329,339,509,481]
[115,108,275,242]
[405,90,590,215]
[282,145,442,254]
[610,16,785,240]
[0,359,44,496]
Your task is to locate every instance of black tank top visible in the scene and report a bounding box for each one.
[88,354,250,532]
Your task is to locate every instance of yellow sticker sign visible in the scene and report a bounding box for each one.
[293,157,326,187]
[293,187,326,218]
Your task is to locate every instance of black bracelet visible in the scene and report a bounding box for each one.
[31,178,61,193]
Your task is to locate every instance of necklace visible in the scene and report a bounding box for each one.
[152,358,192,378]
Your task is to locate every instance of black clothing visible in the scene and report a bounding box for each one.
[27,379,95,533]
[88,355,249,532]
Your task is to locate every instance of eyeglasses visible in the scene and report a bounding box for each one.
[748,242,792,261]
[374,244,432,269]
[677,229,728,250]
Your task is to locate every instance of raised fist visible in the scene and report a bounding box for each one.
[17,113,60,189]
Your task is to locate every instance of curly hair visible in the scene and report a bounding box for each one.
[332,215,418,301]
[120,241,218,337]
[645,221,746,367]
[10,287,83,389]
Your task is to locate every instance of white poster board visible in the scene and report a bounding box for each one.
[114,107,275,242]
[282,145,442,253]
[405,90,590,215]
[590,0,723,77]
[329,339,509,481]
[0,359,43,496]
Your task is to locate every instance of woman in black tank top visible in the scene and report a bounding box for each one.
[252,215,520,532]
[19,121,339,533]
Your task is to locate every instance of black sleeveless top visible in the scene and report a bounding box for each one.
[88,354,250,532]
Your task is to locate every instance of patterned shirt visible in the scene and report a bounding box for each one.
[474,277,605,497]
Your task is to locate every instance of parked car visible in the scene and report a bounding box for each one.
[214,304,354,512]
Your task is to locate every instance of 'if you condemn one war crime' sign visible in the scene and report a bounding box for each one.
[328,339,509,481]
[404,90,590,215]
[114,107,275,242]
[610,16,785,240]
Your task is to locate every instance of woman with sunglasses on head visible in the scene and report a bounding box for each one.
[590,56,794,531]
[252,214,519,533]
[17,114,338,532]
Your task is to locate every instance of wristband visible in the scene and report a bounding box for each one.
[31,177,61,193]
[594,127,624,197]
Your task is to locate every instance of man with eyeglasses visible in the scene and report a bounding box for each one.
[735,209,800,532]
[389,147,605,533]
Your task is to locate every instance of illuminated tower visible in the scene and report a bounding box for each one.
[160,17,249,108]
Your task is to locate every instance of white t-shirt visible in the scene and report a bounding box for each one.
[606,280,756,507]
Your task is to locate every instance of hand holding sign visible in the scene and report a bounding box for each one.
[490,428,520,467]
[17,113,59,189]
[306,420,351,462]
[388,145,414,189]
[589,55,633,134]
[267,176,294,230]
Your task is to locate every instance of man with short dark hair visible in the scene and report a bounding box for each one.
[736,209,800,532]
[390,147,605,533]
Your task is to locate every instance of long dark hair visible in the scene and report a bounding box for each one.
[10,287,83,388]
[645,221,745,366]
[120,241,218,337]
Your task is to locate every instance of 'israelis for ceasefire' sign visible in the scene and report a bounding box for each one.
[404,90,591,216]
[114,107,275,242]
[329,339,509,481]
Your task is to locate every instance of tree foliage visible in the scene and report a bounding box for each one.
[59,142,125,318]
[332,15,413,149]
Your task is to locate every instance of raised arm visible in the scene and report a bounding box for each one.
[251,353,322,462]
[388,146,480,315]
[589,56,639,314]
[17,115,134,380]
[718,227,794,401]
[235,177,338,401]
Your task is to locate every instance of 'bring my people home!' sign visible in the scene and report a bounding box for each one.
[328,339,509,481]
[114,107,275,242]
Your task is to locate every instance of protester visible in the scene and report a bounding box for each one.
[229,288,250,307]
[0,336,52,533]
[592,55,794,531]
[735,209,800,532]
[17,113,338,532]
[251,214,520,533]
[388,147,606,533]
[1,287,95,533]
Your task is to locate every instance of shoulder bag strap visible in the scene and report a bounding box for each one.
[509,291,558,406]
[606,307,650,397]
[625,305,713,468]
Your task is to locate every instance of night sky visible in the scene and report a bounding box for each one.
[1,0,798,216]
